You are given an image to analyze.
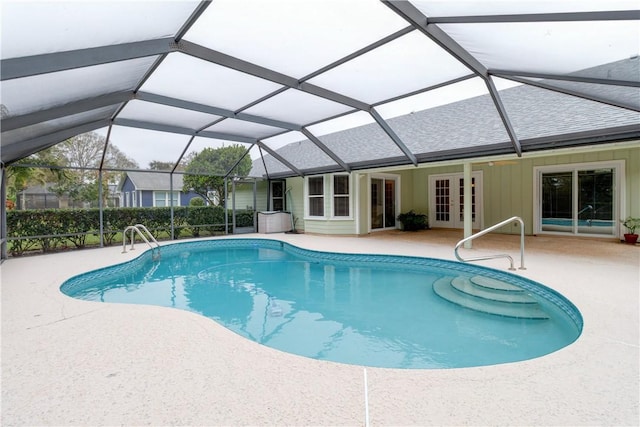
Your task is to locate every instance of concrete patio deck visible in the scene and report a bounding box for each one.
[1,230,638,426]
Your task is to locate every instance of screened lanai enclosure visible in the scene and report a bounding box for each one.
[1,1,639,258]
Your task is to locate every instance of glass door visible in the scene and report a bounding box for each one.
[370,176,397,230]
[538,164,617,236]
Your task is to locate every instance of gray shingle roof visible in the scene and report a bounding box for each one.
[251,61,640,178]
[121,171,185,191]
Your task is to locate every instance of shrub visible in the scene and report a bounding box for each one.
[397,210,428,231]
[5,206,230,256]
[189,197,205,206]
[234,209,255,228]
[186,206,225,237]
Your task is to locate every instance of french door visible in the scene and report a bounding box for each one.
[429,172,482,229]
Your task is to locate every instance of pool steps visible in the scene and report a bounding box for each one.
[450,277,538,304]
[433,275,549,319]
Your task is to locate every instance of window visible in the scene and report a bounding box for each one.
[333,175,350,217]
[270,180,285,211]
[154,191,180,207]
[306,174,352,219]
[125,192,130,207]
[307,176,324,217]
[132,190,137,207]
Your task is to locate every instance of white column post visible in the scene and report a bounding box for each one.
[463,162,473,249]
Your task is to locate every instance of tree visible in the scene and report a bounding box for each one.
[148,160,175,171]
[13,132,138,208]
[183,145,252,207]
[148,155,192,172]
[48,133,138,206]
[5,152,65,205]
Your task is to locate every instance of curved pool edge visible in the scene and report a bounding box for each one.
[4,232,636,425]
[60,236,584,368]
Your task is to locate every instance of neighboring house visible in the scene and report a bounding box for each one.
[118,171,200,207]
[250,72,640,240]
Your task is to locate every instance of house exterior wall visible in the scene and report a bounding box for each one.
[232,189,254,210]
[121,178,135,194]
[286,177,305,232]
[288,174,360,235]
[230,181,268,211]
[280,143,639,238]
[120,178,135,207]
[120,175,200,207]
[180,192,199,206]
[257,180,269,211]
[141,191,153,207]
[404,144,640,236]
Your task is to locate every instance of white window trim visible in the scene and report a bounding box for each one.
[153,190,181,207]
[304,173,355,220]
[304,175,326,219]
[330,173,353,220]
[533,160,624,238]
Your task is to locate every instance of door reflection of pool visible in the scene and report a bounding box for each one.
[542,218,614,234]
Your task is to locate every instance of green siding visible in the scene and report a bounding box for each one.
[267,144,639,237]
[286,175,358,234]
[255,181,268,212]
[286,177,305,232]
[389,145,640,236]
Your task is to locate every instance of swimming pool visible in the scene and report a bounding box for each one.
[61,238,582,369]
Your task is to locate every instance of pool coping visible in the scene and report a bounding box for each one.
[2,231,638,426]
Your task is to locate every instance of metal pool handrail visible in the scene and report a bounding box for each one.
[122,224,161,260]
[454,216,526,271]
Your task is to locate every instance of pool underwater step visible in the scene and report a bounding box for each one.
[433,277,550,320]
[451,277,537,304]
[468,275,524,292]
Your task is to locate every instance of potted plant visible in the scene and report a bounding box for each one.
[621,217,640,244]
[397,210,428,231]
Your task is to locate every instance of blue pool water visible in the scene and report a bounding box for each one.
[61,239,582,369]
